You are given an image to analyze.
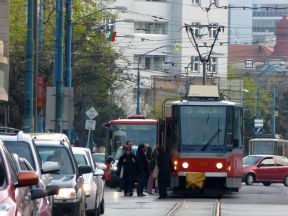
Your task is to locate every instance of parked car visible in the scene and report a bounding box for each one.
[242,155,288,186]
[0,140,41,216]
[108,145,138,188]
[32,133,92,216]
[73,147,105,216]
[0,127,60,216]
[92,152,109,181]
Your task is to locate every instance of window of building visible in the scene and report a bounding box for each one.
[134,22,168,34]
[191,22,201,37]
[190,56,200,73]
[208,57,217,73]
[101,17,115,32]
[192,0,201,5]
[209,24,218,39]
[135,55,166,71]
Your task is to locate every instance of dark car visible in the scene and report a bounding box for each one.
[32,133,92,216]
[242,155,288,186]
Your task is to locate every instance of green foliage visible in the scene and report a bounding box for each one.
[9,0,125,142]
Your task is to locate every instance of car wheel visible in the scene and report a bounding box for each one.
[284,176,288,186]
[100,198,105,214]
[245,173,254,186]
[262,182,271,186]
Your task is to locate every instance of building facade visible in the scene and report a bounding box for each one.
[0,0,9,105]
[109,0,228,115]
[229,0,288,46]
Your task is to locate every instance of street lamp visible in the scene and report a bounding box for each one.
[136,45,172,114]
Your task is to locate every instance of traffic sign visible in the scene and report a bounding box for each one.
[85,107,98,120]
[85,120,96,130]
[254,119,263,127]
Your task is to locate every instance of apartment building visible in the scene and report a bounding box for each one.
[109,0,228,114]
[229,0,288,46]
[0,0,9,105]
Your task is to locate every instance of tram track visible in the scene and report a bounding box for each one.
[165,199,185,216]
[212,198,221,216]
[164,198,221,216]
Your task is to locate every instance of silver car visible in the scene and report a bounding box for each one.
[72,147,105,216]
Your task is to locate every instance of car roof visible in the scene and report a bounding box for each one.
[0,130,33,143]
[72,147,90,154]
[30,133,69,142]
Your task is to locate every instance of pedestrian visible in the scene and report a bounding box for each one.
[136,144,149,196]
[117,146,137,196]
[116,145,126,192]
[157,146,171,199]
[146,146,156,194]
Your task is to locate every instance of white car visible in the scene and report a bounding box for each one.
[72,147,105,216]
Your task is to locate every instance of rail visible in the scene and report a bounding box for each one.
[212,198,221,216]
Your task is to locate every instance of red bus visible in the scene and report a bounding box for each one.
[103,114,158,158]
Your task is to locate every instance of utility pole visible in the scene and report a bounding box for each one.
[54,0,64,132]
[33,0,38,132]
[24,0,34,132]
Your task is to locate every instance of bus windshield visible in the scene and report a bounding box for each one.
[111,123,157,149]
[180,106,226,150]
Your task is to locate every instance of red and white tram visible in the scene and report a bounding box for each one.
[159,85,244,194]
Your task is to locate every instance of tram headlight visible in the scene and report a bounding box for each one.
[216,162,223,170]
[173,160,178,166]
[182,162,189,169]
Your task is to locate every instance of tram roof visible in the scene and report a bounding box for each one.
[164,99,242,107]
[108,119,158,125]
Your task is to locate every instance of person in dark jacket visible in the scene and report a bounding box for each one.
[157,146,171,199]
[117,146,137,196]
[136,144,149,196]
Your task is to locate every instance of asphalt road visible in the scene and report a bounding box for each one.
[103,183,288,216]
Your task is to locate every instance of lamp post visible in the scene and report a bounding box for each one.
[136,45,172,114]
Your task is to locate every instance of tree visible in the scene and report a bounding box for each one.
[9,0,126,144]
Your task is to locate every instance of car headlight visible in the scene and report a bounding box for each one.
[182,162,189,169]
[54,188,77,200]
[216,162,223,170]
[82,183,92,196]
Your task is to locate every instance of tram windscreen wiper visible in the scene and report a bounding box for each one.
[201,129,222,151]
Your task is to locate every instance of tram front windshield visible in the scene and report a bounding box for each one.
[180,106,226,151]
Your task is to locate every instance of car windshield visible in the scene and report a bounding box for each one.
[3,141,36,170]
[92,154,105,163]
[243,156,263,165]
[74,154,88,166]
[37,146,75,175]
[0,154,6,187]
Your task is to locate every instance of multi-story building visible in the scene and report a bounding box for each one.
[108,0,228,115]
[229,0,288,46]
[0,0,9,125]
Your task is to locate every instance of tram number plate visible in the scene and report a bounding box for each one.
[195,162,208,167]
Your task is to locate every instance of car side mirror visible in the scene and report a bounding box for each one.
[31,188,47,200]
[42,161,60,174]
[16,171,38,187]
[79,165,92,175]
[94,168,104,176]
[46,185,60,196]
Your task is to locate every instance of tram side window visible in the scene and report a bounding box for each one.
[233,107,243,148]
[226,107,233,147]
